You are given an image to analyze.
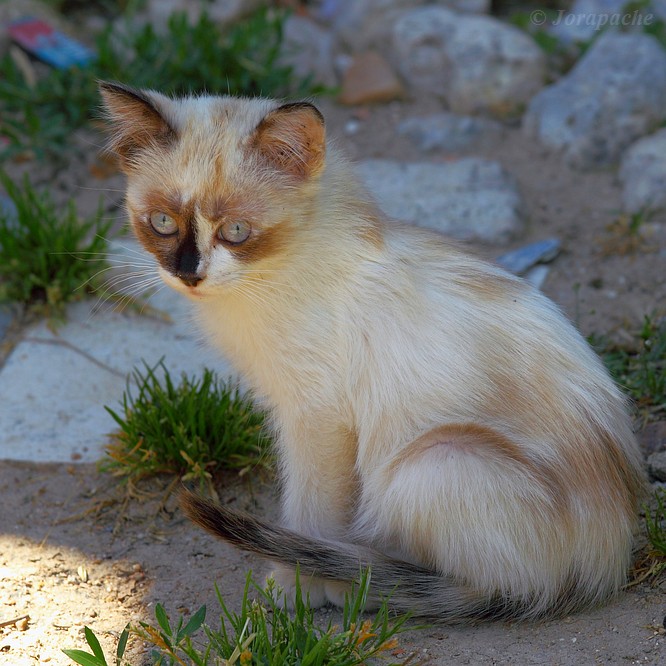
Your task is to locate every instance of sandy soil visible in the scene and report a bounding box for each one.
[1,97,665,665]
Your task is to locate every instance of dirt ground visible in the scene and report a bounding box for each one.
[1,98,665,665]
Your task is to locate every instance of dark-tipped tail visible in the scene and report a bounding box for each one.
[180,490,519,622]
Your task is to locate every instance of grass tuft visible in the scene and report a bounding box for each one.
[632,488,666,587]
[64,569,414,666]
[645,487,666,558]
[0,170,111,318]
[103,360,268,486]
[591,314,666,423]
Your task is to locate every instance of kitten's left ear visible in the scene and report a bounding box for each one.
[252,102,326,180]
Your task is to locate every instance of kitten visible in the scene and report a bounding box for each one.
[100,81,646,621]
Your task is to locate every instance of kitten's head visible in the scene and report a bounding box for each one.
[99,82,326,298]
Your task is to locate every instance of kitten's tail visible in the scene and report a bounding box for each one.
[180,490,522,622]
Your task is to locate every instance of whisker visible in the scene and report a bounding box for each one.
[89,276,163,319]
[76,186,126,193]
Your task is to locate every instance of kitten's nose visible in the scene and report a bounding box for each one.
[178,273,202,287]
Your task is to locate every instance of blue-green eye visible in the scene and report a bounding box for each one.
[150,211,178,235]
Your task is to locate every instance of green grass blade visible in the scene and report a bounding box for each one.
[83,626,106,663]
[115,625,130,664]
[61,649,106,666]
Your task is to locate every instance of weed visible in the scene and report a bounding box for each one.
[0,171,111,318]
[599,210,655,257]
[0,7,327,161]
[63,624,129,666]
[631,488,666,587]
[64,569,414,666]
[103,360,268,486]
[590,314,666,422]
[645,487,666,557]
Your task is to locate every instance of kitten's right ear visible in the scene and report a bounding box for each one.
[98,81,176,171]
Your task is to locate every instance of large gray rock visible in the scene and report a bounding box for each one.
[325,0,490,52]
[648,451,666,482]
[523,32,666,168]
[279,15,337,88]
[619,129,666,214]
[392,7,546,114]
[398,112,503,153]
[355,158,524,244]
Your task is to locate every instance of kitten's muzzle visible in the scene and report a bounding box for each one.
[176,272,202,287]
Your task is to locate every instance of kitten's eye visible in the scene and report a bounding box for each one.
[149,211,178,236]
[219,219,251,244]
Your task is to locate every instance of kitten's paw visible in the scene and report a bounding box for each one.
[324,580,381,611]
[267,564,327,609]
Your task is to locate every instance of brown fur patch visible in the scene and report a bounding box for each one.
[220,218,297,264]
[354,203,385,250]
[564,425,646,520]
[454,266,525,301]
[251,103,326,180]
[127,192,194,271]
[389,423,532,473]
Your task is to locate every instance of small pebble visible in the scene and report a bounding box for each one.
[344,120,361,135]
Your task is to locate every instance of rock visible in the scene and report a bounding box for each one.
[648,451,666,482]
[355,158,523,244]
[398,112,503,153]
[392,7,546,114]
[639,421,666,458]
[279,15,337,89]
[619,129,666,214]
[523,32,666,168]
[325,0,490,52]
[326,0,424,52]
[339,51,403,105]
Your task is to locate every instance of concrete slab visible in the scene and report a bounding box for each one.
[0,240,233,463]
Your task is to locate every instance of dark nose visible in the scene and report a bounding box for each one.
[178,273,202,287]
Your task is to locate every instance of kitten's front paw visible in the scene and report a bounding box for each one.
[267,563,327,609]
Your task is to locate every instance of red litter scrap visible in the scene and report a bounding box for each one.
[8,17,95,69]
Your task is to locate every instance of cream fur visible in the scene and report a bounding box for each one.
[101,84,646,620]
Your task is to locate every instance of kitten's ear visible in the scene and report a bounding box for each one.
[252,102,326,180]
[98,81,176,171]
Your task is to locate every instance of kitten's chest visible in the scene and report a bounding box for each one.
[195,297,344,410]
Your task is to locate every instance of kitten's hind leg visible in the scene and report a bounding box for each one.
[355,423,571,616]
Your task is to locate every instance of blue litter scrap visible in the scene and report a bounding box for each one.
[8,17,95,70]
[496,238,561,276]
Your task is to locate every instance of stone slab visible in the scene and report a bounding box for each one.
[0,240,233,463]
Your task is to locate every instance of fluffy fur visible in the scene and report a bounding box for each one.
[100,81,646,621]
